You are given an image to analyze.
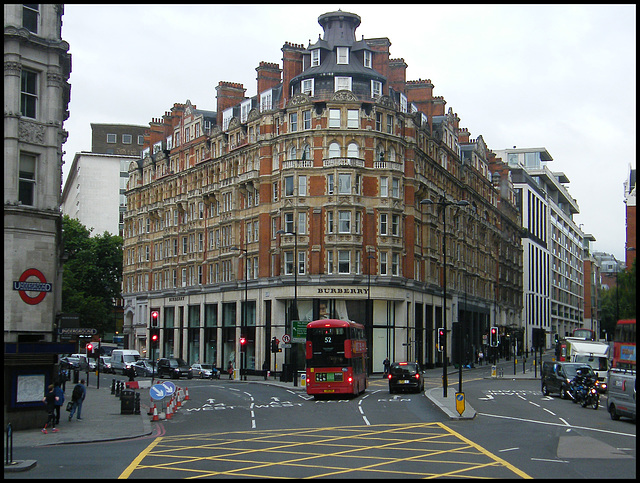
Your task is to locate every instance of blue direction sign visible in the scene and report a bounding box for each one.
[150,384,166,400]
[161,381,176,396]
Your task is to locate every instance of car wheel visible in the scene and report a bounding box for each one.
[609,403,620,420]
[542,383,549,396]
[188,374,193,379]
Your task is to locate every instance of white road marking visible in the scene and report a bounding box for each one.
[531,458,569,464]
[543,408,556,416]
[499,447,519,452]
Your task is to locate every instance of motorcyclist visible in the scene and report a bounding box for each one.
[570,368,588,402]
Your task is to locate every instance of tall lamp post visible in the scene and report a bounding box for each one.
[367,250,376,375]
[230,246,248,380]
[276,228,298,386]
[421,195,469,398]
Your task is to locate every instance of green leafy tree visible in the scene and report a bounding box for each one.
[598,257,636,338]
[61,215,123,335]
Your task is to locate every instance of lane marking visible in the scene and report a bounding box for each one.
[531,457,569,464]
[118,436,163,478]
[499,447,520,452]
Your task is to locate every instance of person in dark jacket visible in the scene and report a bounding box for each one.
[53,382,65,425]
[68,379,86,421]
[42,384,59,434]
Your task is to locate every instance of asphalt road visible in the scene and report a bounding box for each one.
[6,371,636,479]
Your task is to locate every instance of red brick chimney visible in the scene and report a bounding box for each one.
[281,42,305,106]
[215,82,246,127]
[388,58,407,94]
[256,61,282,98]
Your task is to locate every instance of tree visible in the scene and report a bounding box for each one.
[598,257,636,339]
[61,215,123,335]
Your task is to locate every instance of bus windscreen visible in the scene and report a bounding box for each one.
[307,327,347,367]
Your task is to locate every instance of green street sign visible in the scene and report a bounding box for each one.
[291,320,307,343]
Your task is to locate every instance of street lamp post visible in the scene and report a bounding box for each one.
[230,246,248,380]
[276,229,298,387]
[367,250,376,376]
[421,195,469,398]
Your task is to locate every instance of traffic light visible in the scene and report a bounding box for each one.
[151,333,158,345]
[437,328,445,352]
[151,310,159,327]
[86,343,93,354]
[240,337,246,349]
[271,337,278,353]
[490,327,498,347]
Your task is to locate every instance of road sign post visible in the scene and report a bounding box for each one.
[455,392,465,416]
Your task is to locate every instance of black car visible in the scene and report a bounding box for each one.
[133,359,156,377]
[541,361,595,399]
[157,357,193,379]
[388,362,425,393]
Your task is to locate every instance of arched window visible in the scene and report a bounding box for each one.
[302,144,311,161]
[328,142,340,158]
[388,146,396,162]
[376,144,385,161]
[347,142,359,158]
[289,146,297,160]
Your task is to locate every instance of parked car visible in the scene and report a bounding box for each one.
[157,357,193,379]
[98,356,114,373]
[541,361,595,399]
[70,353,95,371]
[191,363,220,379]
[388,362,425,394]
[133,359,156,377]
[59,356,81,370]
[607,368,636,421]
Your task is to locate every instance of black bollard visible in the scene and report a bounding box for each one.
[111,378,116,394]
[134,392,141,415]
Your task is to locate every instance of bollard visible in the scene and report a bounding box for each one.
[5,423,13,465]
[134,392,141,415]
[111,378,116,395]
[115,380,121,398]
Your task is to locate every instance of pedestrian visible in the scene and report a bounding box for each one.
[478,350,484,366]
[42,384,59,433]
[262,360,268,380]
[383,357,390,377]
[227,361,234,380]
[58,366,68,392]
[53,382,65,425]
[68,378,86,421]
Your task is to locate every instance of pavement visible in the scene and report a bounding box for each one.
[4,356,543,472]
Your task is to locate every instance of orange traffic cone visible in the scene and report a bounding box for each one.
[151,403,159,422]
[185,387,190,400]
[166,400,172,420]
[176,391,182,408]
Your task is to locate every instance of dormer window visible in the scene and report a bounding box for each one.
[260,88,273,112]
[311,49,320,67]
[302,78,314,97]
[222,108,233,131]
[240,99,251,123]
[364,51,372,68]
[335,76,352,92]
[336,47,349,65]
[371,80,382,98]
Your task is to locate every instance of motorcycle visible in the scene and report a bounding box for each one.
[569,376,599,409]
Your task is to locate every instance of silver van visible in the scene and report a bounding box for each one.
[110,349,141,374]
[607,369,636,421]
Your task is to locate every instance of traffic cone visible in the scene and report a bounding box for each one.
[166,400,172,419]
[176,391,182,408]
[151,403,159,422]
[185,387,190,400]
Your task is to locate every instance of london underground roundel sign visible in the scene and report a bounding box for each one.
[13,268,52,305]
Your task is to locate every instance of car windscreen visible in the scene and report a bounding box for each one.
[123,355,140,363]
[564,364,594,378]
[200,365,212,370]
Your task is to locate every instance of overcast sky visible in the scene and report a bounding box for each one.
[60,4,636,261]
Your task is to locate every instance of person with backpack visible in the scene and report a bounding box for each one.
[53,382,65,425]
[68,378,86,421]
[42,384,59,434]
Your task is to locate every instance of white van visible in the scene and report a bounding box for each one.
[110,349,141,374]
[607,368,636,421]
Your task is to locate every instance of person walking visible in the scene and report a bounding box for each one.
[227,361,234,380]
[68,378,86,421]
[42,384,59,434]
[383,357,390,377]
[53,382,65,425]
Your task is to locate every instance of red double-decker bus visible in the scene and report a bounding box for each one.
[305,319,367,397]
[612,319,636,370]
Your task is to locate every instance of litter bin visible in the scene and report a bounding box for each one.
[121,389,135,414]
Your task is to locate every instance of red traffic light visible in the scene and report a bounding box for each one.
[240,337,246,345]
[151,334,158,342]
[151,311,158,319]
[86,343,93,352]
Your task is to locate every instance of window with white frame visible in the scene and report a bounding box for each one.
[371,80,382,98]
[338,211,351,233]
[392,214,400,236]
[387,114,393,134]
[123,134,132,144]
[283,251,294,275]
[301,144,310,160]
[328,142,340,158]
[355,211,362,234]
[254,220,259,242]
[302,78,314,97]
[18,152,36,206]
[298,251,306,275]
[20,69,38,119]
[107,133,117,144]
[303,110,311,130]
[22,4,39,33]
[289,112,298,132]
[392,253,400,276]
[347,109,359,128]
[311,49,320,66]
[335,76,352,92]
[138,135,145,145]
[283,212,294,233]
[289,145,297,160]
[380,252,388,275]
[329,109,341,128]
[327,174,334,195]
[241,99,251,123]
[284,175,294,197]
[392,177,400,198]
[298,212,307,235]
[364,50,372,68]
[338,173,351,194]
[379,213,388,236]
[260,89,273,112]
[222,108,233,131]
[347,142,358,158]
[272,181,278,201]
[338,250,350,274]
[327,211,334,233]
[400,93,408,113]
[298,175,307,196]
[337,47,349,64]
[327,251,334,274]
